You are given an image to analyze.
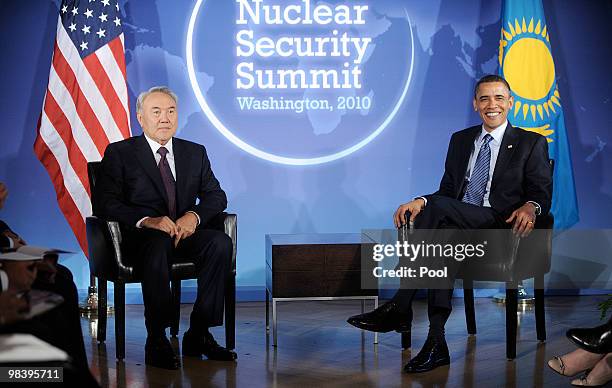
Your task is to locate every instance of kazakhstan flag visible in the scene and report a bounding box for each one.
[499,0,578,229]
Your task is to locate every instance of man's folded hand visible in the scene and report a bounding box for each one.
[174,213,198,247]
[141,216,178,237]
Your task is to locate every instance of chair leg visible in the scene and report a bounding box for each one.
[401,332,411,350]
[265,289,270,331]
[505,285,518,360]
[170,280,181,337]
[463,281,477,335]
[114,282,126,361]
[97,278,107,343]
[535,274,546,342]
[225,274,236,350]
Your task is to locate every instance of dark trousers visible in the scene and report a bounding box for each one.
[393,195,505,335]
[124,228,232,337]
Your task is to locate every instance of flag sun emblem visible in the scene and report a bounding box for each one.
[499,17,560,142]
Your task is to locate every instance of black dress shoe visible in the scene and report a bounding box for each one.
[182,330,237,361]
[145,336,180,370]
[566,318,612,354]
[403,336,450,373]
[347,301,412,333]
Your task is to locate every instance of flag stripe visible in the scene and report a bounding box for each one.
[42,93,92,194]
[34,123,89,253]
[116,34,130,129]
[38,111,93,218]
[84,50,130,139]
[47,64,103,162]
[96,41,130,137]
[109,35,128,84]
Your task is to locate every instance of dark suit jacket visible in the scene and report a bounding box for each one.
[96,135,227,229]
[0,220,14,248]
[426,123,553,218]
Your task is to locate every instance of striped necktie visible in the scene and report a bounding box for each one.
[462,134,493,206]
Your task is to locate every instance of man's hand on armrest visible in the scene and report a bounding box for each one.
[505,202,537,237]
[141,216,178,237]
[393,198,426,228]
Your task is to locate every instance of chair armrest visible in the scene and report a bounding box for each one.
[513,213,554,280]
[224,214,237,276]
[86,216,133,281]
[203,212,237,276]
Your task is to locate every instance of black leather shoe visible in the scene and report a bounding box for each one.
[566,318,612,354]
[182,330,237,361]
[145,336,180,370]
[403,336,450,373]
[347,301,412,333]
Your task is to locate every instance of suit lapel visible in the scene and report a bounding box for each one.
[456,126,480,198]
[134,135,168,203]
[173,138,190,213]
[491,123,518,186]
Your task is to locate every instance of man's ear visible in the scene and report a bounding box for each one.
[473,99,477,112]
[136,112,143,127]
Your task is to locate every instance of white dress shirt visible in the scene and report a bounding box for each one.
[143,134,176,179]
[417,120,541,215]
[136,135,200,227]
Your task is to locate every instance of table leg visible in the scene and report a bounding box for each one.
[272,298,278,347]
[265,289,270,331]
[374,297,378,344]
[361,299,365,314]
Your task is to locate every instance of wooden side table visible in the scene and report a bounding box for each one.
[265,233,378,346]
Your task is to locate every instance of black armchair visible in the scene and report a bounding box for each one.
[85,161,236,360]
[398,213,554,360]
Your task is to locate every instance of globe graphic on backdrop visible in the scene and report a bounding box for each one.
[187,0,415,165]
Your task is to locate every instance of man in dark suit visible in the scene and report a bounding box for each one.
[97,86,236,369]
[348,75,553,373]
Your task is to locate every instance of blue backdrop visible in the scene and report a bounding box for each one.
[0,0,610,300]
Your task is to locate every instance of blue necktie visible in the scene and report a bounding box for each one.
[157,147,177,220]
[462,134,493,206]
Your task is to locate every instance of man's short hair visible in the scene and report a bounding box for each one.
[474,75,512,98]
[136,86,178,114]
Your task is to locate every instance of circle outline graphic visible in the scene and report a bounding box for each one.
[186,0,414,166]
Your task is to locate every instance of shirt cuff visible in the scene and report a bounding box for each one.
[136,217,149,228]
[415,196,428,207]
[7,236,14,249]
[527,201,542,216]
[0,270,8,292]
[187,211,200,226]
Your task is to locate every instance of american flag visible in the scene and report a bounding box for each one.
[34,0,131,253]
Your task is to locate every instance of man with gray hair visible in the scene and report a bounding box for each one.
[97,86,236,369]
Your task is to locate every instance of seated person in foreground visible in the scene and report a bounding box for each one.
[548,316,612,387]
[97,86,236,370]
[0,182,94,382]
[348,75,552,373]
[0,252,98,386]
